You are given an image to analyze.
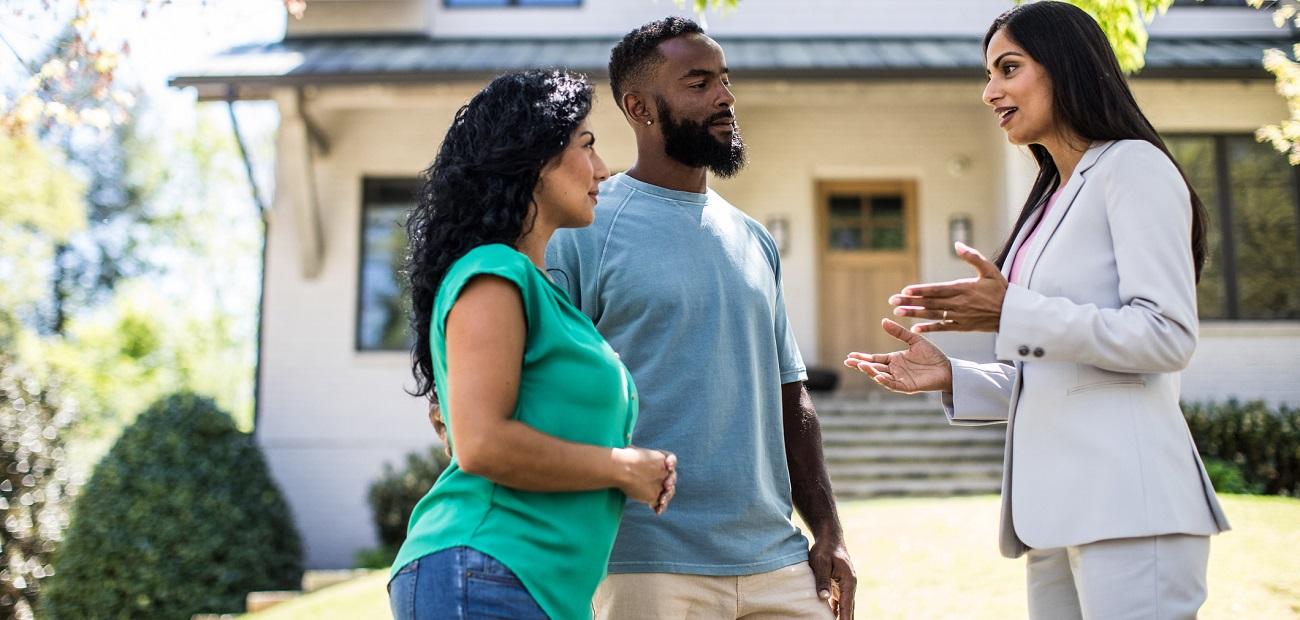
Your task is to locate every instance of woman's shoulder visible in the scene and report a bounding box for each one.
[1100,139,1176,170]
[444,244,537,291]
[452,243,530,271]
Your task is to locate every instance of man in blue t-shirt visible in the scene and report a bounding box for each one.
[546,16,856,620]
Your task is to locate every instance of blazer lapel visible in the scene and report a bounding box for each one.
[1020,141,1119,288]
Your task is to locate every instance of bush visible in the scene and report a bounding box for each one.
[367,445,449,553]
[0,356,78,620]
[1184,400,1300,496]
[1201,458,1264,495]
[42,392,302,619]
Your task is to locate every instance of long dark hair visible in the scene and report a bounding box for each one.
[985,1,1209,282]
[406,70,593,399]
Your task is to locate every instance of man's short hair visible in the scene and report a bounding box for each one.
[608,17,706,111]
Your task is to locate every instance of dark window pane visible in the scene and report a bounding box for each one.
[1226,136,1300,320]
[1167,136,1227,319]
[359,181,417,351]
[829,196,862,218]
[830,226,863,251]
[869,196,903,219]
[870,227,905,250]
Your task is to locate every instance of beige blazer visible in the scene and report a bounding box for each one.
[942,140,1230,558]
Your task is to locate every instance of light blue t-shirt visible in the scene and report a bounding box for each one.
[545,173,810,575]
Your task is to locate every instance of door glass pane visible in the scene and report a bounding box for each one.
[870,196,903,218]
[827,192,907,252]
[1226,136,1300,320]
[870,227,905,250]
[828,195,864,250]
[1167,136,1227,319]
[829,196,862,218]
[829,226,864,250]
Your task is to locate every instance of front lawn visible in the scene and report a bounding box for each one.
[245,494,1300,619]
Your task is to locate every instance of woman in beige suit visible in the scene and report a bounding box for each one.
[844,3,1229,618]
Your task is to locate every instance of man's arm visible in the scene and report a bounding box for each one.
[783,381,856,619]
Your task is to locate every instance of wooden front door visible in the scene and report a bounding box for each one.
[817,181,919,391]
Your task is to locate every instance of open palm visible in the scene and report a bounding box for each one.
[843,319,952,394]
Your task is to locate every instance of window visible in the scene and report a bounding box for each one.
[445,0,580,7]
[357,178,418,351]
[827,193,907,252]
[1167,135,1300,320]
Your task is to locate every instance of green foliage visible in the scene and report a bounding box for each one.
[1185,400,1300,496]
[683,0,739,12]
[1202,458,1265,495]
[0,133,86,340]
[0,355,78,620]
[354,545,400,570]
[42,393,302,619]
[367,445,450,550]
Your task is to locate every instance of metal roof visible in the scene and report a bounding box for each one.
[170,35,1294,94]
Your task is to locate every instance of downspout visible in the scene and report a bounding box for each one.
[226,87,270,434]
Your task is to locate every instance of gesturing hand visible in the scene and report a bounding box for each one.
[889,242,1008,333]
[843,319,953,394]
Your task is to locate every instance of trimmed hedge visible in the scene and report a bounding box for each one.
[42,392,302,619]
[1185,400,1299,496]
[367,445,449,554]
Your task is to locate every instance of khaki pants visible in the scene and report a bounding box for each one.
[592,561,834,620]
[1026,534,1210,620]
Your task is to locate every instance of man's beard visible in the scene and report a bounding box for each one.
[657,100,747,178]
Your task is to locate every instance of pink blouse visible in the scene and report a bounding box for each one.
[1008,187,1064,285]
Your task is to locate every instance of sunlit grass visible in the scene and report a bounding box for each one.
[243,495,1300,620]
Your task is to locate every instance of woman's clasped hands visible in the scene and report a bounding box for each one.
[615,447,677,515]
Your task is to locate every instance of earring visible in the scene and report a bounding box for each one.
[645,120,653,125]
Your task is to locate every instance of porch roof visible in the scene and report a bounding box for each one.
[171,34,1294,99]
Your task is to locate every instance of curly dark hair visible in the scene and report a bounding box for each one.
[406,70,593,399]
[608,16,705,111]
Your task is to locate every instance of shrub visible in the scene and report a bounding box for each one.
[0,356,78,620]
[1201,458,1264,495]
[367,445,449,554]
[1184,400,1300,496]
[42,392,302,619]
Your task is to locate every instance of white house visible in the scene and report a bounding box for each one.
[173,0,1300,568]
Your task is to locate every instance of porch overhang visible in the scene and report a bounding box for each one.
[170,35,1296,102]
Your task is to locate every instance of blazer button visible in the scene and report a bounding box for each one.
[1033,347,1045,358]
[1018,345,1030,356]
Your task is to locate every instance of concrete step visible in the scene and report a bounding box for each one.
[828,461,1003,482]
[815,400,944,417]
[818,414,954,430]
[823,444,1005,463]
[833,477,1002,498]
[821,428,1005,446]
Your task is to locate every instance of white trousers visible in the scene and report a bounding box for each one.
[592,561,834,620]
[1026,534,1210,620]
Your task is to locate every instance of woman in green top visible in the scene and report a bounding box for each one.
[388,71,678,620]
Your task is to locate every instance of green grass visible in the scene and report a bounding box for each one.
[244,495,1300,620]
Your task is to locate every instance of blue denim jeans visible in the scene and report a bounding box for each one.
[388,546,549,619]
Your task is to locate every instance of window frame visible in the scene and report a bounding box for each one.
[355,177,420,353]
[1167,132,1300,322]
